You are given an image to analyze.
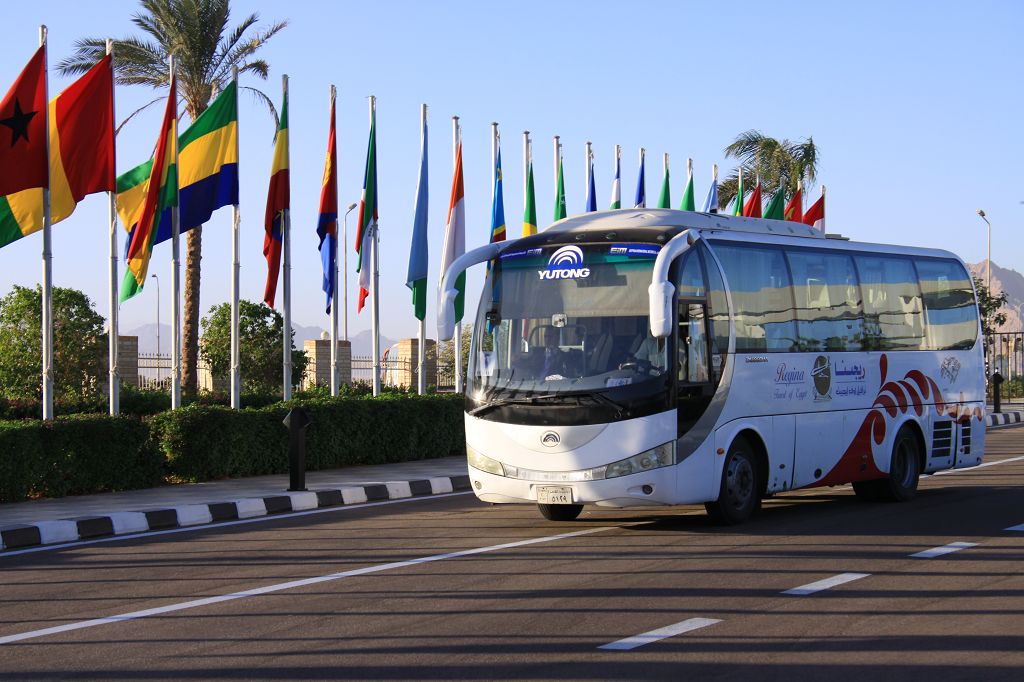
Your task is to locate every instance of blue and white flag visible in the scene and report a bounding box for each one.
[609,150,621,209]
[585,150,597,212]
[701,169,718,214]
[406,107,429,321]
[634,149,646,208]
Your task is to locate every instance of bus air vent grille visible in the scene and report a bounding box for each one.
[932,421,953,458]
[961,423,971,455]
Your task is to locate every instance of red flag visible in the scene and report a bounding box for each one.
[0,46,47,196]
[742,180,762,218]
[784,187,803,223]
[262,91,289,308]
[803,192,825,232]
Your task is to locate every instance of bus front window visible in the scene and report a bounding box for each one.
[468,244,669,402]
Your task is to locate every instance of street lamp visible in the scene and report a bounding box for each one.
[342,202,358,341]
[151,273,160,384]
[977,209,992,343]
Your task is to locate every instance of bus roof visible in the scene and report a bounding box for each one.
[543,208,824,240]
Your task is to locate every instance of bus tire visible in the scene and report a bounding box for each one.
[538,503,583,521]
[852,480,882,501]
[878,426,921,502]
[705,437,761,525]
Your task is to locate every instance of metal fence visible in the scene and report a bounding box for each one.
[137,353,214,391]
[986,331,1024,402]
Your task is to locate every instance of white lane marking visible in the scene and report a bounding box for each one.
[1007,524,1024,532]
[783,572,870,596]
[0,524,613,645]
[933,455,1024,475]
[910,541,978,558]
[0,491,474,558]
[599,618,721,651]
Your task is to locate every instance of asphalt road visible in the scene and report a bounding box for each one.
[1,426,1022,681]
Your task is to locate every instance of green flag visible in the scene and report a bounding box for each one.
[554,158,566,221]
[732,170,744,216]
[657,160,671,209]
[679,163,695,211]
[763,186,785,220]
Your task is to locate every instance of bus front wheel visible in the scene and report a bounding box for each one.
[538,503,583,521]
[705,437,762,525]
[879,426,921,502]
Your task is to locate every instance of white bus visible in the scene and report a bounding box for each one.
[437,209,985,524]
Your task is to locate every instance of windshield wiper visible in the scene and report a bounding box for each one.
[467,394,562,417]
[580,391,628,414]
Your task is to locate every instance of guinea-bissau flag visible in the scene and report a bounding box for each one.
[355,105,378,314]
[316,95,338,314]
[263,90,289,308]
[120,76,177,302]
[117,79,238,249]
[1,47,112,249]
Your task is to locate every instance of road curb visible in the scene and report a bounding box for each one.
[0,475,471,552]
[986,411,1022,427]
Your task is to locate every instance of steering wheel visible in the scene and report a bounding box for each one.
[618,358,654,374]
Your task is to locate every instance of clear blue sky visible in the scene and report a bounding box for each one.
[2,0,1021,342]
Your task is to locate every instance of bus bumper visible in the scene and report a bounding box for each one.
[467,464,678,508]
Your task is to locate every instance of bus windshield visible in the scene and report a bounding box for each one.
[468,243,668,400]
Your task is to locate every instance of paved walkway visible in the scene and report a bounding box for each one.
[0,457,467,533]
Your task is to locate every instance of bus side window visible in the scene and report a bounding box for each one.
[855,255,925,351]
[785,249,865,352]
[712,242,798,353]
[915,258,978,350]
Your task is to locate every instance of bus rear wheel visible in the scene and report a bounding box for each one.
[705,437,761,525]
[538,503,583,521]
[878,426,921,502]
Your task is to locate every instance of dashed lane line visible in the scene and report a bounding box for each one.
[910,541,978,558]
[1007,524,1024,532]
[783,572,871,596]
[598,618,722,651]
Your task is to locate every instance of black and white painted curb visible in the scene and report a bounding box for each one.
[987,411,1023,427]
[0,475,471,552]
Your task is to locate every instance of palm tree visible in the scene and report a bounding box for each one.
[58,0,287,397]
[718,130,819,211]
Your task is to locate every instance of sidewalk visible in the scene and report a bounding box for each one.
[0,457,469,552]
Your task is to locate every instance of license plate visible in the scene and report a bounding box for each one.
[537,485,573,505]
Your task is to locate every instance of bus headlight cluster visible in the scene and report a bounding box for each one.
[602,442,676,479]
[467,442,675,481]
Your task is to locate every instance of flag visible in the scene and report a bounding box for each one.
[585,151,596,212]
[679,160,695,211]
[554,157,566,221]
[0,46,46,199]
[609,152,621,209]
[262,89,289,308]
[634,151,646,208]
[732,171,744,216]
[1,53,114,249]
[523,158,537,236]
[120,76,177,302]
[784,185,803,222]
[743,179,762,218]
[763,186,785,220]
[657,157,671,209]
[490,148,506,242]
[117,80,238,247]
[406,109,428,321]
[441,142,466,321]
[702,167,718,213]
[803,189,825,232]
[315,97,338,314]
[355,105,378,314]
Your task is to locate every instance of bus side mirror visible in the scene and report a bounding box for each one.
[649,280,675,339]
[438,287,458,341]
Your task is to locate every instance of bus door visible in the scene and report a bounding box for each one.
[676,250,716,435]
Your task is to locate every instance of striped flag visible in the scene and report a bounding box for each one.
[609,149,621,209]
[679,158,695,211]
[406,107,428,321]
[490,148,506,242]
[355,105,378,314]
[441,142,466,321]
[120,75,177,302]
[1,53,114,249]
[0,47,46,199]
[523,157,537,236]
[315,96,338,314]
[634,149,646,208]
[803,187,825,232]
[262,89,289,308]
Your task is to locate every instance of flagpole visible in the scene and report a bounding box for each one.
[282,74,293,401]
[329,85,339,397]
[36,26,53,420]
[552,135,559,202]
[229,66,241,409]
[452,115,463,394]
[523,130,530,217]
[636,147,645,208]
[169,55,182,410]
[369,96,381,398]
[584,141,591,210]
[417,103,427,396]
[491,122,498,200]
[106,39,119,415]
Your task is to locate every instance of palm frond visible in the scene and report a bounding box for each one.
[115,96,165,136]
[240,85,279,136]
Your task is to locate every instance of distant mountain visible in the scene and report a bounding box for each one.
[124,323,171,354]
[292,324,326,345]
[348,329,398,357]
[968,260,1024,332]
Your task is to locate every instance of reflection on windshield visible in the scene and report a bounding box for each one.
[468,244,667,398]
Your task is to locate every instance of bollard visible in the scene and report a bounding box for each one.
[283,407,312,491]
[992,372,1004,414]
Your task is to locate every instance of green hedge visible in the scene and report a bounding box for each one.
[0,415,163,502]
[0,393,466,502]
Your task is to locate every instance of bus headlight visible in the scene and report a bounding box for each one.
[603,442,676,479]
[467,446,504,476]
